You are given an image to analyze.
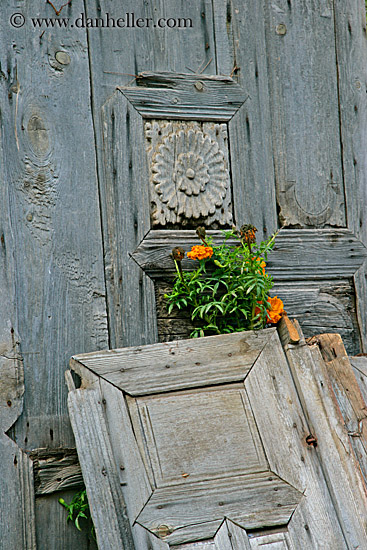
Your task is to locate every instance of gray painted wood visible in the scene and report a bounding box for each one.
[283,323,367,547]
[119,74,248,120]
[136,472,301,545]
[309,334,367,486]
[30,448,83,496]
[245,330,348,549]
[85,0,217,350]
[214,520,251,550]
[68,387,135,550]
[214,0,278,242]
[71,329,274,395]
[265,0,344,229]
[100,91,158,348]
[333,0,367,350]
[131,228,367,279]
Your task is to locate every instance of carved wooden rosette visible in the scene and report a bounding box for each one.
[146,121,232,228]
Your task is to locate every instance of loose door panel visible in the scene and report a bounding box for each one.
[68,326,367,549]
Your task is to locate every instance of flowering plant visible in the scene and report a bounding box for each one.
[165,225,285,338]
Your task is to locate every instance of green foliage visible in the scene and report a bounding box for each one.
[166,227,278,338]
[59,489,95,538]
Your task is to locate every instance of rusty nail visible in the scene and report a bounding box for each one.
[306,434,318,447]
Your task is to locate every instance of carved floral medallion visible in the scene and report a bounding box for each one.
[145,121,233,227]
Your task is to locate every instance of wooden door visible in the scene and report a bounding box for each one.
[67,323,367,549]
[99,1,367,356]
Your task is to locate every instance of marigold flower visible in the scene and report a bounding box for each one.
[254,296,285,324]
[187,245,213,261]
[240,224,257,244]
[266,296,285,324]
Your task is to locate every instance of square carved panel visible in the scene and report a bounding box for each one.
[145,120,233,228]
[127,384,267,488]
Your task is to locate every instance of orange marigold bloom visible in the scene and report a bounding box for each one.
[254,296,285,324]
[267,296,285,324]
[255,257,266,276]
[187,245,213,261]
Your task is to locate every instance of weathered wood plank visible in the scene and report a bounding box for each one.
[309,334,367,485]
[86,0,217,349]
[67,387,135,550]
[101,91,158,348]
[0,435,36,549]
[284,324,367,547]
[249,531,294,550]
[132,229,367,279]
[350,356,367,405]
[274,280,361,355]
[98,379,152,521]
[245,331,348,549]
[119,76,248,120]
[36,490,97,550]
[30,448,83,496]
[128,385,267,488]
[333,0,367,349]
[265,0,344,228]
[0,0,109,454]
[214,0,278,242]
[136,472,302,546]
[214,520,251,550]
[71,329,275,395]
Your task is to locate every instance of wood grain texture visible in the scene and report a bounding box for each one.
[86,0,217,350]
[284,324,367,547]
[0,0,108,455]
[0,435,37,550]
[71,329,274,395]
[249,531,295,550]
[265,0,344,228]
[273,280,361,355]
[333,0,367,349]
[136,472,301,545]
[30,448,83,496]
[67,387,135,550]
[132,229,367,279]
[98,379,152,523]
[119,73,248,120]
[351,356,367,405]
[214,520,251,550]
[214,0,277,242]
[245,331,348,549]
[36,490,97,550]
[129,385,267,487]
[310,334,367,485]
[100,91,158,348]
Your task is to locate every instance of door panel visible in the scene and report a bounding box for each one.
[68,324,367,549]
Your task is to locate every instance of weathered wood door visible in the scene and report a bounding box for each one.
[68,324,367,549]
[1,1,367,547]
[100,1,367,356]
